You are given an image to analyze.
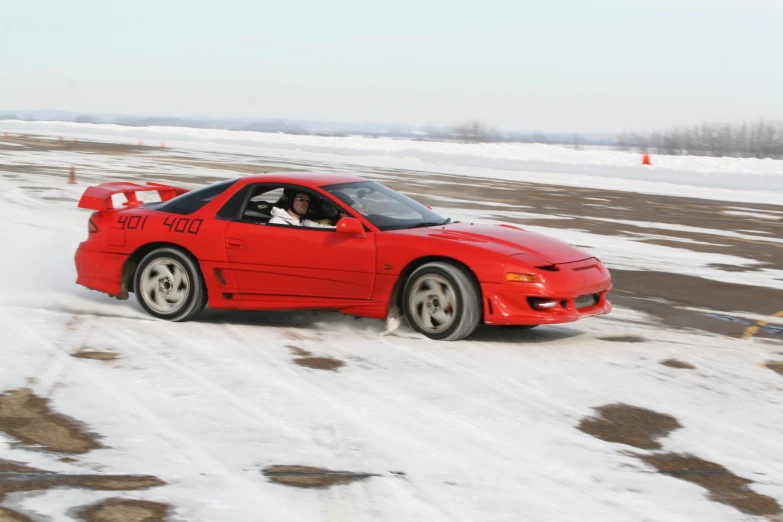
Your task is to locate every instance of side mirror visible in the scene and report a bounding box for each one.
[336,217,366,238]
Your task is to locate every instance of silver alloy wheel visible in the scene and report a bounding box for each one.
[407,274,458,334]
[139,257,191,315]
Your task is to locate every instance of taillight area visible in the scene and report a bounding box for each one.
[88,219,99,233]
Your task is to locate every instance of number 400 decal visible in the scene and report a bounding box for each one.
[163,216,203,235]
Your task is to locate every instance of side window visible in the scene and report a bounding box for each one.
[216,184,284,222]
[239,185,288,224]
[250,187,284,205]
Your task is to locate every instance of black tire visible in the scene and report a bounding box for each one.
[134,247,206,322]
[402,262,481,341]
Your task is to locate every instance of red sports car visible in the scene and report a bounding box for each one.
[75,173,612,340]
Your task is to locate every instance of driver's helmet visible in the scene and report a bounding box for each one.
[284,189,315,217]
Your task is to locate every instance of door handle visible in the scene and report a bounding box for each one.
[225,238,247,250]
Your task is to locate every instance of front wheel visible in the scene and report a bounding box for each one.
[402,262,481,341]
[134,247,206,322]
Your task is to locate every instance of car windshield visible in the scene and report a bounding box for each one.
[324,181,449,231]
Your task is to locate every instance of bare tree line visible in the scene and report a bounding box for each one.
[617,121,783,159]
[425,120,501,143]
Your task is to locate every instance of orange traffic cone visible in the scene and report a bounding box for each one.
[68,166,77,184]
[642,153,651,165]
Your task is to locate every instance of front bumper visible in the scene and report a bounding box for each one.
[74,244,127,296]
[482,258,613,325]
[482,286,612,325]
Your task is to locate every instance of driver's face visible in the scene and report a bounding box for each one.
[293,193,311,215]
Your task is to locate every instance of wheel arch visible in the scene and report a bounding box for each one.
[121,242,203,296]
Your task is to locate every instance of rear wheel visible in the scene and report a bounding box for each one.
[403,262,481,341]
[134,247,206,322]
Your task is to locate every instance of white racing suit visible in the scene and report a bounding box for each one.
[268,207,334,228]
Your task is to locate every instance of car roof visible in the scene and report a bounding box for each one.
[237,172,368,188]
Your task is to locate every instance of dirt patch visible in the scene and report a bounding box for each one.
[67,316,84,330]
[294,357,345,372]
[262,465,377,489]
[639,453,782,517]
[162,158,296,175]
[1,136,145,156]
[0,388,102,453]
[75,498,171,522]
[71,350,120,361]
[75,477,165,490]
[634,239,731,251]
[765,361,783,377]
[42,196,79,202]
[610,270,783,339]
[599,335,647,343]
[708,263,762,273]
[660,359,696,369]
[0,460,39,473]
[285,331,314,341]
[755,340,783,347]
[0,508,34,522]
[578,403,682,449]
[286,345,312,357]
[0,461,163,509]
[140,173,227,186]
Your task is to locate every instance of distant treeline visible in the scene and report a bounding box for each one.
[617,121,783,159]
[427,120,615,146]
[0,112,617,146]
[8,111,781,157]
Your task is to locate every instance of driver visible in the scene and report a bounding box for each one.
[269,192,341,227]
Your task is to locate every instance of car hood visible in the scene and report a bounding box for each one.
[389,223,592,264]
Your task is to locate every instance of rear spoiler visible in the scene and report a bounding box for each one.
[78,181,188,211]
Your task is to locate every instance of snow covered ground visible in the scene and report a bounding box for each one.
[0,127,782,521]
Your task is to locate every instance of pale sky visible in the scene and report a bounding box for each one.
[2,0,782,132]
